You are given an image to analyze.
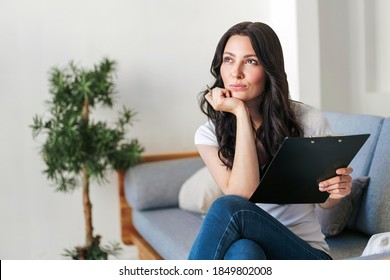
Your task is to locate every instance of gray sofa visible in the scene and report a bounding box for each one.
[123,112,390,260]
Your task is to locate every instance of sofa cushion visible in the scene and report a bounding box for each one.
[326,229,370,259]
[324,112,384,177]
[178,166,223,214]
[125,157,204,210]
[357,118,390,235]
[133,208,203,259]
[315,176,370,237]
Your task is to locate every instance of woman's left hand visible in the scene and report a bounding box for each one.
[318,167,353,200]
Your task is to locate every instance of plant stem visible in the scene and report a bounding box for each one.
[82,164,93,247]
[82,98,93,247]
[82,100,89,122]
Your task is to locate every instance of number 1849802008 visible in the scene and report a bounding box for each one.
[212,266,272,276]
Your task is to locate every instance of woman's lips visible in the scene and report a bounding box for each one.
[229,84,247,91]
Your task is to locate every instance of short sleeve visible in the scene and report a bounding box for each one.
[292,101,332,137]
[194,121,219,146]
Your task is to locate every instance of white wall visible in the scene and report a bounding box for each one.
[318,0,390,116]
[296,0,321,108]
[318,0,352,112]
[347,0,390,116]
[0,0,301,259]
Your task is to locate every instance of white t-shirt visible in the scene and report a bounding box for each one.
[194,101,332,253]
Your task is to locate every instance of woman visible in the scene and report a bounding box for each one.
[188,22,353,260]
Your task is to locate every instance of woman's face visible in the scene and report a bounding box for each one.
[220,35,266,105]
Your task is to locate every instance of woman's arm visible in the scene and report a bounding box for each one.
[197,89,260,199]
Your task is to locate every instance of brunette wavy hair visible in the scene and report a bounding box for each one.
[199,21,303,169]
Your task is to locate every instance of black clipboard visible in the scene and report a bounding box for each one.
[249,134,370,204]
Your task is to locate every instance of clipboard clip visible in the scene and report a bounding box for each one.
[309,134,344,144]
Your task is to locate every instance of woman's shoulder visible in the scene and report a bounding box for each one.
[194,120,219,146]
[290,100,331,136]
[291,100,323,120]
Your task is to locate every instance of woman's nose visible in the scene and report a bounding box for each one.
[232,64,244,79]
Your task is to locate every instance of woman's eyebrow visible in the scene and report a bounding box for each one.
[223,52,257,58]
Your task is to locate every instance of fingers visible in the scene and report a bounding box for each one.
[205,87,239,113]
[320,178,351,194]
[205,92,213,104]
[318,167,353,198]
[336,166,353,175]
[319,174,351,188]
[319,167,353,188]
[206,87,230,104]
[205,91,223,111]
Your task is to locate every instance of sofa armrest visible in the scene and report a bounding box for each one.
[125,153,204,210]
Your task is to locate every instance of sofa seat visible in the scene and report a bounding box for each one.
[134,207,371,260]
[326,230,370,259]
[133,208,202,260]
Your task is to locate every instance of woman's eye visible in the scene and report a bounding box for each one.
[246,59,258,65]
[223,57,233,63]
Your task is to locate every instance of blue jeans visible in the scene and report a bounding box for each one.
[188,195,332,260]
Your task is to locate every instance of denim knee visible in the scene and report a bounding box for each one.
[224,239,266,260]
[208,195,254,216]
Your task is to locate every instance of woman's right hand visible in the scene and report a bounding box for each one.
[205,87,245,115]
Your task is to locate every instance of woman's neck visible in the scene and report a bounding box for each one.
[246,101,262,129]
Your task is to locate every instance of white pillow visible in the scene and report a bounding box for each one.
[178,166,223,214]
[361,232,390,257]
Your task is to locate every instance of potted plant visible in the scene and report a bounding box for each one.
[31,58,144,259]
